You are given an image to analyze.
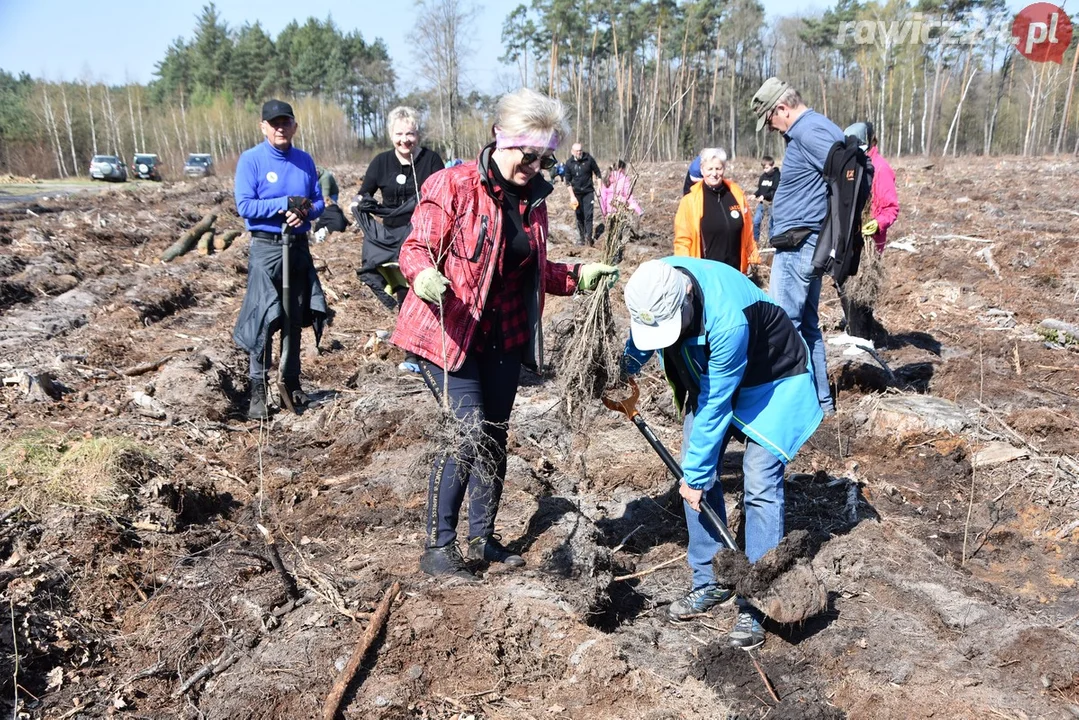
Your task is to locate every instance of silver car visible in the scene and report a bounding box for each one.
[183,153,214,178]
[89,155,128,182]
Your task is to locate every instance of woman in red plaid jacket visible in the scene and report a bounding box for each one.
[391,88,618,580]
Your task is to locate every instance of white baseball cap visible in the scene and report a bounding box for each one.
[624,260,688,351]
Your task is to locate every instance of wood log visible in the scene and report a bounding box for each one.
[321,581,401,720]
[161,213,217,262]
[215,229,241,251]
[196,230,214,256]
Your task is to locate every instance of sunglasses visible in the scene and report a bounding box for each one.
[518,148,557,170]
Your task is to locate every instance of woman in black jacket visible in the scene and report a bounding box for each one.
[352,106,445,372]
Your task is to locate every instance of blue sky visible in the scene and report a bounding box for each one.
[0,0,816,93]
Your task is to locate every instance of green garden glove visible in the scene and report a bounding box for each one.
[861,218,879,236]
[578,263,620,291]
[413,267,450,303]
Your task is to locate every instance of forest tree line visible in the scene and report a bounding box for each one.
[2,0,1078,180]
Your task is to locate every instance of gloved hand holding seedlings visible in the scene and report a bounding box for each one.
[578,263,620,291]
[861,218,879,237]
[412,267,450,303]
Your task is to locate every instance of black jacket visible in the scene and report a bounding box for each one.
[564,152,602,194]
[754,167,780,202]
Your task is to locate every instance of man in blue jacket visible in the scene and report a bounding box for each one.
[751,78,844,416]
[232,99,326,420]
[621,258,823,649]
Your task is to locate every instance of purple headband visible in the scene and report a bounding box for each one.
[494,128,559,151]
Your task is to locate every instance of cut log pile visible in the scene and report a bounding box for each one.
[160,213,242,262]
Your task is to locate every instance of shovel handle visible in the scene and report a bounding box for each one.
[623,403,741,553]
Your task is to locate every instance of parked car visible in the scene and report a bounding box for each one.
[183,153,214,178]
[131,153,162,181]
[89,155,128,182]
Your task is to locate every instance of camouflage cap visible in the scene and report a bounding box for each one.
[751,77,790,132]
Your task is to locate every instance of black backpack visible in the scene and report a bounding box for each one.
[811,137,873,285]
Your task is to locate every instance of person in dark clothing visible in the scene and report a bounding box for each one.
[313,167,346,240]
[232,99,326,420]
[563,143,603,245]
[682,154,703,195]
[351,106,444,372]
[752,156,780,244]
[391,88,619,581]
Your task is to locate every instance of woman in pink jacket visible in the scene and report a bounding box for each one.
[847,122,899,254]
[599,160,643,217]
[843,121,900,340]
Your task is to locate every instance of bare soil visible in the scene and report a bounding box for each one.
[0,159,1077,719]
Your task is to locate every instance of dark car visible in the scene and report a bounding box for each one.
[89,155,128,182]
[132,153,162,181]
[183,153,214,178]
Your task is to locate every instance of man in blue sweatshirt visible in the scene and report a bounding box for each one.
[751,78,843,416]
[232,99,326,420]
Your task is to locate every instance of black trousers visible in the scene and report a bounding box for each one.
[419,346,523,548]
[574,190,595,245]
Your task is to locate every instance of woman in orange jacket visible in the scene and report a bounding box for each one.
[674,147,759,274]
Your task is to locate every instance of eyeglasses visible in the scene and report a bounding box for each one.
[518,148,557,170]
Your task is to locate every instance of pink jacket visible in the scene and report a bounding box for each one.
[868,146,899,253]
[599,170,643,216]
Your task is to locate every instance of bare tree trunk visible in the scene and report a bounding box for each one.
[42,85,67,178]
[127,85,139,152]
[84,80,98,155]
[943,66,977,157]
[920,60,929,154]
[1063,43,1079,154]
[60,84,79,176]
[897,72,906,157]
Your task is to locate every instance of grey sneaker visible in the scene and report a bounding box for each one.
[667,584,734,621]
[729,608,765,649]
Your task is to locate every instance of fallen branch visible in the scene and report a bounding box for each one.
[121,356,173,377]
[214,229,241,251]
[321,580,402,720]
[257,523,300,600]
[931,234,993,243]
[613,551,687,581]
[975,246,1000,278]
[173,648,241,697]
[747,650,781,703]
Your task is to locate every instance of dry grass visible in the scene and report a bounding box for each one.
[0,429,162,511]
[844,239,886,306]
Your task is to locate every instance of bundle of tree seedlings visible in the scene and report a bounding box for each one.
[557,198,635,428]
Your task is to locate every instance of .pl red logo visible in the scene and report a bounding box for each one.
[1013,3,1073,63]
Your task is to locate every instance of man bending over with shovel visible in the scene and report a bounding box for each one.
[620,258,823,648]
[233,99,326,420]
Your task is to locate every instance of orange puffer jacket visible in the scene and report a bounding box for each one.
[674,179,759,274]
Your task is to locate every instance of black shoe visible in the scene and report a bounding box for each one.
[277,377,309,415]
[419,543,479,581]
[467,534,525,567]
[247,380,270,420]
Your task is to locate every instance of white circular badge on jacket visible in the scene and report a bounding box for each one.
[396,173,407,185]
[266,171,278,183]
[730,210,740,219]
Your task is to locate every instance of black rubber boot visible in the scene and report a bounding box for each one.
[467,535,525,567]
[247,380,270,421]
[419,543,479,581]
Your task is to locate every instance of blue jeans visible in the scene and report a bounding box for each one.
[769,233,833,412]
[752,203,764,242]
[682,411,786,590]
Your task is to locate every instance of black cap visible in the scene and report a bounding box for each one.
[261,99,295,122]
